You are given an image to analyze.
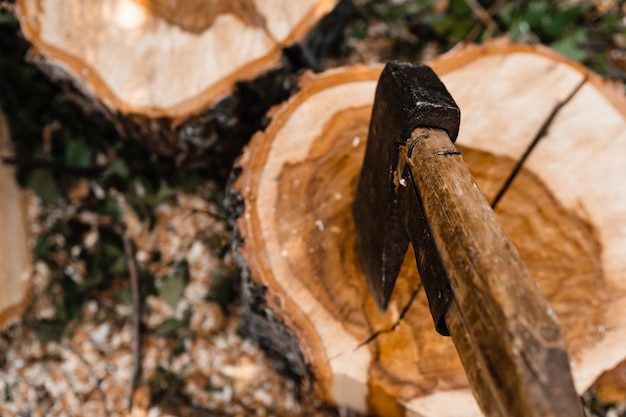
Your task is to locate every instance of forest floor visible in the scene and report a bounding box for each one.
[1,0,626,416]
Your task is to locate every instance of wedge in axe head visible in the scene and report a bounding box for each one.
[353,62,584,417]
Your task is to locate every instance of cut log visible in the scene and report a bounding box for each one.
[0,111,31,329]
[230,38,626,416]
[15,0,346,162]
[16,0,339,117]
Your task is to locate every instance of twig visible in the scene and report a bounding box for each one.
[75,210,116,228]
[113,192,142,412]
[463,0,504,44]
[186,207,226,221]
[464,0,499,34]
[42,120,61,153]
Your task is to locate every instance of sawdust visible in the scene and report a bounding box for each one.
[0,189,324,417]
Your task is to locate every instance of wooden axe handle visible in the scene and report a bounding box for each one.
[398,127,584,417]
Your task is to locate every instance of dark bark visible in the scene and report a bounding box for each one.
[225,173,314,395]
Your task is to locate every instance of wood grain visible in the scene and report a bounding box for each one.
[401,127,582,416]
[232,39,626,416]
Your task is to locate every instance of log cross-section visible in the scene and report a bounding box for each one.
[232,39,626,416]
[16,0,339,118]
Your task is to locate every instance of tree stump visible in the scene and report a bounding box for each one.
[230,39,626,416]
[15,0,345,161]
[0,110,31,329]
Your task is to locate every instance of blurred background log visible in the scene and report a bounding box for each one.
[0,110,31,329]
[230,39,626,416]
[15,0,350,169]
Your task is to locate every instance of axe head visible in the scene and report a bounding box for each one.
[353,62,460,312]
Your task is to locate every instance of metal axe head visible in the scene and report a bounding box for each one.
[353,62,460,312]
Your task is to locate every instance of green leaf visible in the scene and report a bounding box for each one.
[101,159,129,183]
[101,194,123,220]
[421,0,475,43]
[496,1,516,26]
[27,168,59,204]
[449,0,470,15]
[373,0,434,19]
[155,317,185,336]
[0,11,17,26]
[64,137,93,167]
[524,1,551,31]
[551,28,587,62]
[147,183,176,206]
[34,235,50,261]
[102,241,127,275]
[350,19,367,40]
[159,274,186,309]
[542,5,585,39]
[116,287,132,304]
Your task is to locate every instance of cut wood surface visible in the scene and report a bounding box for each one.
[232,38,626,416]
[0,111,31,330]
[16,0,338,118]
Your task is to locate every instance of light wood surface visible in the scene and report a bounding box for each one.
[15,0,338,118]
[0,111,31,329]
[232,38,626,416]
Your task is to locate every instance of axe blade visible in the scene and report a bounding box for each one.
[353,62,460,312]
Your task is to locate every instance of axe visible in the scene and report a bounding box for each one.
[353,62,585,417]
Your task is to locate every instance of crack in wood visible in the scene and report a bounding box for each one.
[330,283,423,361]
[491,76,588,209]
[358,283,423,347]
